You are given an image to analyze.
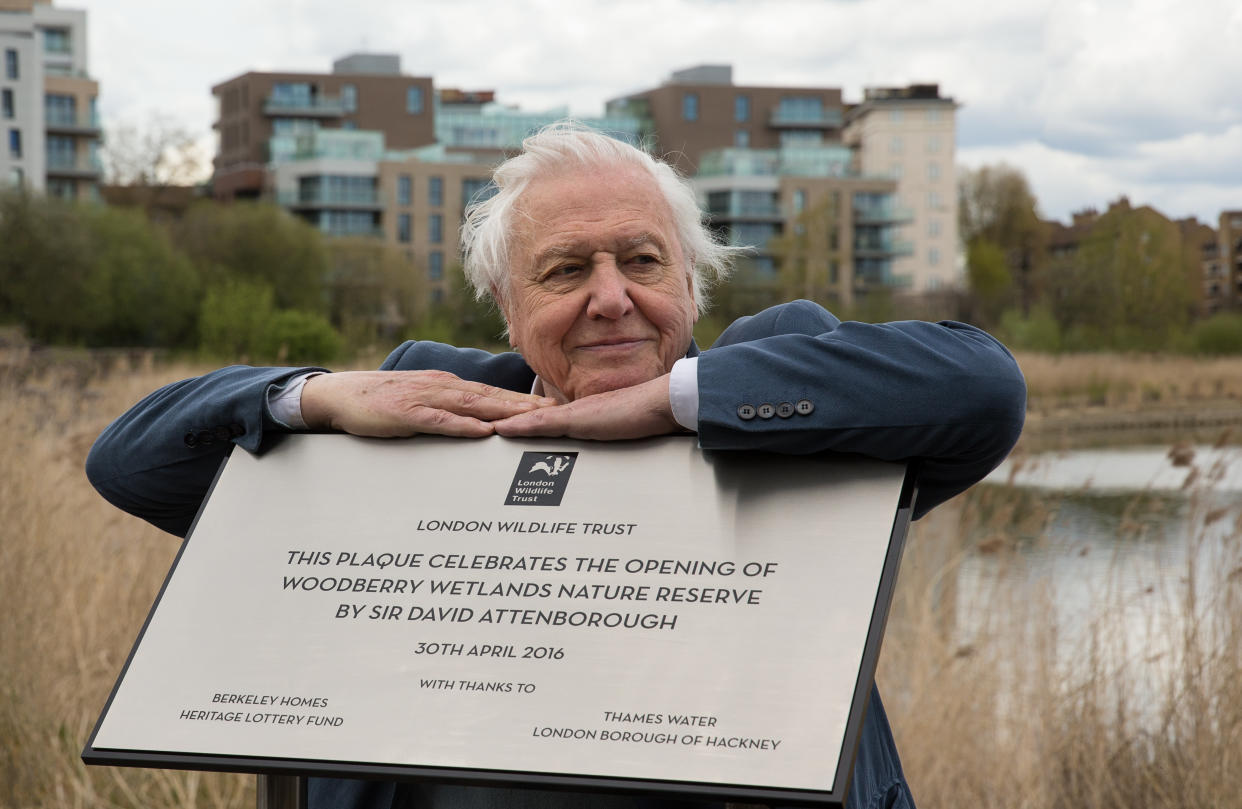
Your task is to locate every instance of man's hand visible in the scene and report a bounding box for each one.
[492,374,685,440]
[301,371,556,438]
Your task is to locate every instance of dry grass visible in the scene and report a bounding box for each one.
[0,353,252,809]
[880,475,1242,809]
[3,351,1241,809]
[1016,351,1242,413]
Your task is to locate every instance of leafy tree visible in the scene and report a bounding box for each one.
[171,202,329,314]
[198,277,275,360]
[324,238,425,348]
[958,165,1046,317]
[1049,203,1190,350]
[0,192,198,346]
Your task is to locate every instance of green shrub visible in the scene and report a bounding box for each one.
[1189,313,1242,356]
[259,310,342,365]
[198,277,274,361]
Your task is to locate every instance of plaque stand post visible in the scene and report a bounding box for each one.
[257,774,306,809]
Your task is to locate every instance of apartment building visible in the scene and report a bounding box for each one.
[1218,210,1242,310]
[211,53,435,200]
[607,64,845,177]
[610,67,956,296]
[693,146,905,309]
[0,0,101,200]
[845,84,959,292]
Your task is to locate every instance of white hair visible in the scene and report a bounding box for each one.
[460,121,740,315]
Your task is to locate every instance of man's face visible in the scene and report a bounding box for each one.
[500,164,697,403]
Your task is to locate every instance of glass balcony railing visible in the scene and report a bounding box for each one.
[853,238,914,257]
[277,190,381,207]
[45,110,102,132]
[45,153,102,174]
[263,95,346,116]
[769,108,844,128]
[852,202,914,224]
[707,200,783,219]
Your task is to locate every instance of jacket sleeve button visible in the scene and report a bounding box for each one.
[737,404,756,420]
[795,399,815,415]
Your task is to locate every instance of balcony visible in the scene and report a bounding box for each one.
[853,238,914,258]
[45,110,102,136]
[45,153,101,179]
[768,109,844,129]
[263,95,346,118]
[852,202,914,225]
[707,200,783,222]
[277,190,382,210]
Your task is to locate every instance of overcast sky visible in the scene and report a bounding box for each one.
[73,0,1242,225]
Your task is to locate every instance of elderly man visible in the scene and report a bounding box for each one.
[88,124,1026,809]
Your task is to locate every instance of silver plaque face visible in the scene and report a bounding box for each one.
[85,435,913,806]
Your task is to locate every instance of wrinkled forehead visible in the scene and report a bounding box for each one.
[507,164,680,262]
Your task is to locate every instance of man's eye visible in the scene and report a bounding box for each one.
[549,264,583,278]
[628,254,659,266]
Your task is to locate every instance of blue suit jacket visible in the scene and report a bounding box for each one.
[86,300,1026,809]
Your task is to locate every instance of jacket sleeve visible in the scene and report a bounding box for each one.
[85,366,325,537]
[696,300,1026,519]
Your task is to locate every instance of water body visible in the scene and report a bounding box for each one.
[961,445,1242,706]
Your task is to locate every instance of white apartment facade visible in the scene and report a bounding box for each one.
[0,0,100,199]
[846,85,959,292]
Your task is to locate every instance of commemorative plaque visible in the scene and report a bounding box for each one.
[85,435,915,806]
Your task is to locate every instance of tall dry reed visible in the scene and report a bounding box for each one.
[880,459,1242,809]
[0,353,251,809]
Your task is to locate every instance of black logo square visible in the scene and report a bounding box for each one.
[504,451,578,506]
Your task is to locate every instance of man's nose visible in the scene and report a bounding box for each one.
[585,258,634,319]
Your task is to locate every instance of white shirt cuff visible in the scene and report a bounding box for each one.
[669,357,699,432]
[267,372,323,430]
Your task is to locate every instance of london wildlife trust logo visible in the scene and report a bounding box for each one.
[505,452,578,506]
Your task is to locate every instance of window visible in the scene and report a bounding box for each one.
[46,93,76,126]
[48,178,76,199]
[927,108,942,123]
[1,89,12,120]
[397,175,411,206]
[8,128,21,158]
[429,251,444,280]
[407,86,424,114]
[341,120,356,130]
[462,178,497,210]
[928,219,941,238]
[734,130,749,147]
[46,134,75,168]
[780,130,821,147]
[431,288,445,304]
[682,92,698,122]
[928,190,943,210]
[929,247,940,266]
[778,96,824,123]
[927,162,940,181]
[889,109,903,123]
[890,163,903,179]
[42,28,70,54]
[429,176,443,207]
[734,95,750,123]
[4,49,18,80]
[271,82,312,106]
[8,166,23,187]
[341,84,357,112]
[397,213,411,243]
[428,213,443,244]
[889,136,903,154]
[793,189,807,215]
[927,134,941,153]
